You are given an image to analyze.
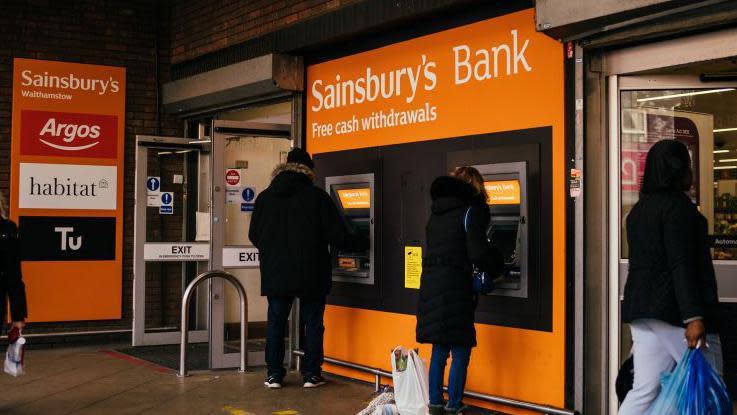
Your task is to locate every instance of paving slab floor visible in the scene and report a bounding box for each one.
[0,345,507,415]
[0,345,378,415]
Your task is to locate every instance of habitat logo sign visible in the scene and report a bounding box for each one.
[18,163,117,210]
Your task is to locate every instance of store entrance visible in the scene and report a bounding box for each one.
[609,72,737,408]
[131,118,295,370]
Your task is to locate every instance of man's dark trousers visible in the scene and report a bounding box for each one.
[266,296,326,380]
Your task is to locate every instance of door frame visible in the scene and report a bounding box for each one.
[132,135,210,346]
[209,120,292,369]
[607,74,737,413]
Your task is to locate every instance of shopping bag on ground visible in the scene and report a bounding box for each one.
[4,327,26,377]
[646,347,731,415]
[391,346,429,415]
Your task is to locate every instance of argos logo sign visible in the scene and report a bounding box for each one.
[21,110,118,158]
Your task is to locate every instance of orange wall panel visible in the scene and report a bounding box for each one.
[307,9,566,410]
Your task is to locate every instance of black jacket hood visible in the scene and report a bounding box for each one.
[430,176,476,214]
[269,163,315,196]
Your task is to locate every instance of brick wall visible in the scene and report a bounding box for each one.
[170,0,363,64]
[0,0,181,333]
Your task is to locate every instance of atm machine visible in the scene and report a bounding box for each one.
[325,174,375,285]
[476,161,528,299]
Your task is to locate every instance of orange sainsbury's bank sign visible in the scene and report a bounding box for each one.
[306,9,563,154]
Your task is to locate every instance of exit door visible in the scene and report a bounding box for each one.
[132,136,211,346]
[209,120,293,369]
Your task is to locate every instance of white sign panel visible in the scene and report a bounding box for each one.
[143,242,210,261]
[223,246,260,268]
[147,194,160,207]
[19,163,117,210]
[226,186,244,205]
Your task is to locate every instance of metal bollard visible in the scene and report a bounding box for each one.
[179,270,248,377]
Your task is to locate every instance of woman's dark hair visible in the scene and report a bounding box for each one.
[640,139,693,194]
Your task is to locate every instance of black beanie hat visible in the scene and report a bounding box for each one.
[287,148,314,169]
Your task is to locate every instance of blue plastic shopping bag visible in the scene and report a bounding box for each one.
[646,347,731,415]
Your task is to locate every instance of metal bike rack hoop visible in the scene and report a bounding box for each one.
[179,270,248,377]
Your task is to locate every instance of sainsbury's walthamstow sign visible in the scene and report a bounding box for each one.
[11,58,125,323]
[306,9,563,154]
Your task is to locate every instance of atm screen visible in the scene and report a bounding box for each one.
[337,188,370,209]
[327,177,374,284]
[484,180,521,205]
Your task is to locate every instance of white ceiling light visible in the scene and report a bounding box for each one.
[719,158,737,163]
[714,127,737,133]
[636,88,735,102]
[714,165,737,170]
[714,149,730,154]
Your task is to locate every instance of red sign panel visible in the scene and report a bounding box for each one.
[20,110,118,158]
[226,169,240,186]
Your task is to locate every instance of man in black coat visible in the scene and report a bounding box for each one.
[249,148,367,389]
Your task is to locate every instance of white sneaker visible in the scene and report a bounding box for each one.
[264,376,283,389]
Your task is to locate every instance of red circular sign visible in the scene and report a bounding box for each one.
[225,170,240,186]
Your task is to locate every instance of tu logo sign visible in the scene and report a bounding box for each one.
[54,227,82,251]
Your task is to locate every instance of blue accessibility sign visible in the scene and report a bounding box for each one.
[242,187,255,202]
[160,192,173,215]
[241,203,255,212]
[146,177,160,193]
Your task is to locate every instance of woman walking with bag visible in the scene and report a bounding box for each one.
[0,191,27,335]
[618,140,722,414]
[416,167,502,415]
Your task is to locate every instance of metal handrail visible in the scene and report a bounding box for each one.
[179,270,248,377]
[292,350,575,415]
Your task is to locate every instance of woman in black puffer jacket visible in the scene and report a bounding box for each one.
[0,191,27,334]
[416,167,502,415]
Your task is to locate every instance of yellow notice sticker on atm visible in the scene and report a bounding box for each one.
[337,188,370,209]
[484,180,521,205]
[404,246,422,289]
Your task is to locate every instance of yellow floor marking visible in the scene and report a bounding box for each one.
[272,411,299,415]
[222,405,255,415]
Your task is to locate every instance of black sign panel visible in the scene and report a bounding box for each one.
[19,216,116,261]
[710,235,737,249]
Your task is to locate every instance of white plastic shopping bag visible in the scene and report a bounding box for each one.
[4,328,25,377]
[391,346,429,415]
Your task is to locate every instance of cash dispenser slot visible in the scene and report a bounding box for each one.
[326,174,375,285]
[476,162,528,299]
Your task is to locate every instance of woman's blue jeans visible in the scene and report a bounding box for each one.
[429,344,472,410]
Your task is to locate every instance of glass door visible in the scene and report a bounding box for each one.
[609,74,737,410]
[210,120,293,369]
[132,136,210,346]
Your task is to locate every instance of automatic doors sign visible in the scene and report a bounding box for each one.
[20,110,118,158]
[11,58,126,322]
[18,163,117,210]
[306,9,562,153]
[241,187,256,211]
[159,192,173,214]
[143,243,210,261]
[223,246,260,267]
[18,216,116,261]
[226,186,243,205]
